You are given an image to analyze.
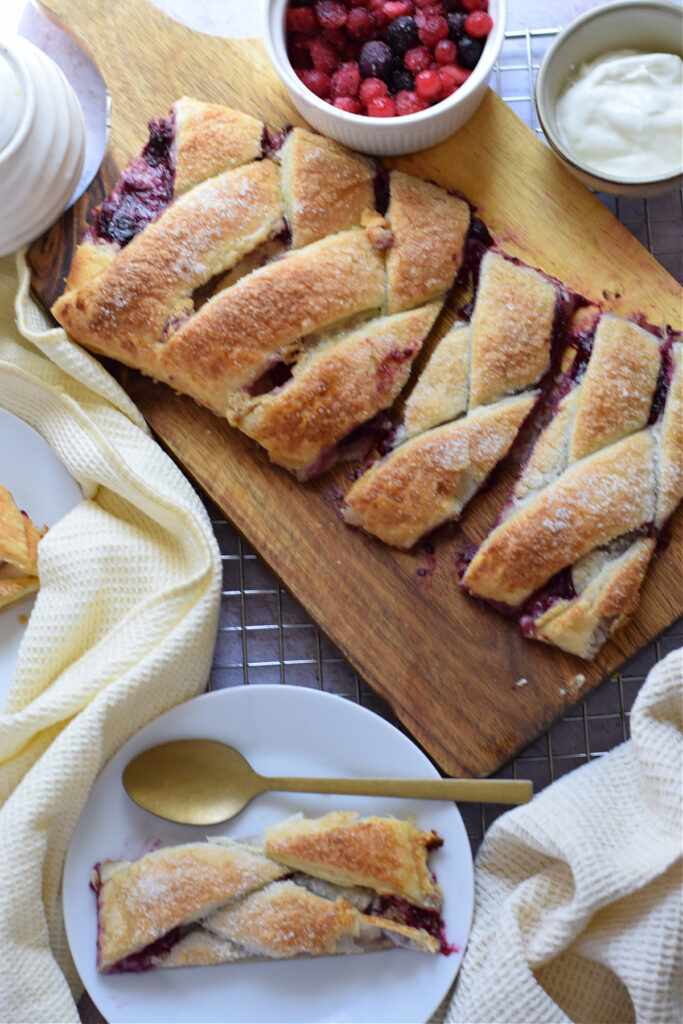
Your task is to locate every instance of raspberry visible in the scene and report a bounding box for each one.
[346,7,375,38]
[418,14,449,47]
[315,0,348,28]
[333,96,362,112]
[395,89,428,114]
[414,0,440,7]
[359,76,389,103]
[330,60,361,97]
[342,38,362,60]
[383,0,413,16]
[464,10,493,37]
[322,26,347,49]
[287,34,313,70]
[461,0,486,9]
[404,45,432,72]
[434,38,457,63]
[438,63,469,94]
[309,36,339,72]
[415,67,442,99]
[300,68,332,97]
[367,95,398,116]
[286,8,318,33]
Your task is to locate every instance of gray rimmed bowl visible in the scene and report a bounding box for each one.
[535,0,683,197]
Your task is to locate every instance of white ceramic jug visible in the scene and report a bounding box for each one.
[0,35,86,257]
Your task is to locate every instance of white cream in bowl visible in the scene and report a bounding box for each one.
[555,49,683,180]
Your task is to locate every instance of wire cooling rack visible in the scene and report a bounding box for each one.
[207,28,683,860]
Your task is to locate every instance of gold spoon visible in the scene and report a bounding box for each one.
[122,739,533,826]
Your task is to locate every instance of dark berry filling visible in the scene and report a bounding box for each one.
[88,112,176,248]
[303,412,393,480]
[104,928,182,975]
[518,567,577,636]
[366,894,455,955]
[648,333,678,425]
[246,359,295,397]
[286,0,493,118]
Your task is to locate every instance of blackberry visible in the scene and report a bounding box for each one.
[446,12,467,41]
[386,16,420,57]
[457,34,485,69]
[358,39,392,80]
[389,68,415,93]
[444,0,465,10]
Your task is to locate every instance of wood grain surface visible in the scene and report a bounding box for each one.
[28,0,682,777]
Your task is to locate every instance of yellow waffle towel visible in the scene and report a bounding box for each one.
[0,252,221,1023]
[439,647,682,1024]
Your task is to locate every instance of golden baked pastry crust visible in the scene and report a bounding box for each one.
[94,813,446,973]
[172,96,265,195]
[94,841,285,971]
[0,485,45,611]
[231,303,442,479]
[344,394,535,549]
[386,171,470,315]
[264,811,442,910]
[462,318,682,659]
[52,103,469,477]
[469,252,558,408]
[344,251,560,548]
[277,126,376,249]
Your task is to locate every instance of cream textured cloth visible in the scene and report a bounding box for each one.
[0,252,222,1023]
[441,647,683,1024]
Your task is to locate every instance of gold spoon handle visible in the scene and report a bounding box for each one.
[259,775,532,805]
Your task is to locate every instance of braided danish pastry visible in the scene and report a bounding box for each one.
[52,100,471,480]
[343,251,574,548]
[92,812,447,972]
[462,315,682,658]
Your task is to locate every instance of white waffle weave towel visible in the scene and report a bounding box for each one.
[0,253,222,1023]
[441,646,682,1024]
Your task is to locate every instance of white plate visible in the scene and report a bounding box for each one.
[64,685,474,1024]
[0,407,82,707]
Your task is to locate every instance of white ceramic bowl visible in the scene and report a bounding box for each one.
[0,36,86,258]
[262,0,507,155]
[535,0,683,197]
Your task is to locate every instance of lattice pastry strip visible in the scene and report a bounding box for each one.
[343,251,568,548]
[92,813,446,973]
[52,101,471,479]
[462,317,682,658]
[0,485,45,611]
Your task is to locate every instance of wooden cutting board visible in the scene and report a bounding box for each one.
[29,0,682,778]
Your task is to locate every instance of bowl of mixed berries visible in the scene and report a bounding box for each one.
[263,0,506,154]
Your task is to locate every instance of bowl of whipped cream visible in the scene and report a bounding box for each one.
[535,0,682,197]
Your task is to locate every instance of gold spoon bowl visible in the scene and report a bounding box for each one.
[122,739,533,826]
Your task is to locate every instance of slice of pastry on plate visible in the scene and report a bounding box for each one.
[93,812,448,973]
[461,315,682,659]
[92,838,287,972]
[0,484,46,611]
[343,251,574,547]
